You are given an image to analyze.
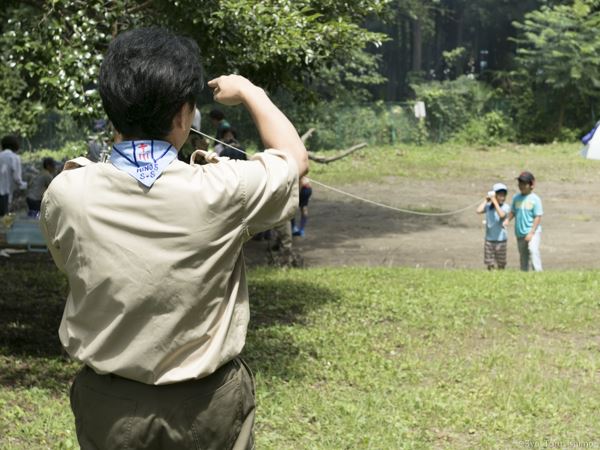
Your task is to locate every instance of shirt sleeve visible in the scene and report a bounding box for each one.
[511,197,517,214]
[13,155,26,188]
[533,196,543,216]
[39,188,66,272]
[239,149,299,238]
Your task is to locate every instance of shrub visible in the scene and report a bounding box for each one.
[21,141,88,165]
[411,76,497,142]
[556,127,580,143]
[203,99,419,150]
[452,111,515,146]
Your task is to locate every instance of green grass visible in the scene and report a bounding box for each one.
[20,141,594,186]
[309,142,595,185]
[2,256,600,449]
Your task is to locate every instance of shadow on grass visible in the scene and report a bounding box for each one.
[243,276,340,381]
[0,253,66,358]
[0,252,75,392]
[0,254,338,390]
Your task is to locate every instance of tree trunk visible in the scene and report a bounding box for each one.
[456,10,464,47]
[434,10,444,77]
[412,19,422,72]
[558,100,566,132]
[400,18,410,96]
[385,21,400,100]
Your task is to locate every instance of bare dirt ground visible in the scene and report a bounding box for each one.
[244,178,600,270]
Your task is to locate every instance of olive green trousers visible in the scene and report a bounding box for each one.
[70,358,255,450]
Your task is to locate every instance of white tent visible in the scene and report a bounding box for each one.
[581,121,600,160]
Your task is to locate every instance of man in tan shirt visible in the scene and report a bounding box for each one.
[40,27,308,450]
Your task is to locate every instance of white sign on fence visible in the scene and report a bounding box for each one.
[414,101,426,119]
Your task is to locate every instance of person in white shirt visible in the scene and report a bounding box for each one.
[0,135,27,216]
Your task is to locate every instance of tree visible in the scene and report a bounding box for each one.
[370,0,544,100]
[512,0,600,131]
[0,0,389,137]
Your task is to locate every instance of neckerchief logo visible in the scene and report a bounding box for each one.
[110,140,177,188]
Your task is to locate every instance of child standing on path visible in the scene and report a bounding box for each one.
[477,182,510,270]
[292,176,312,237]
[504,171,543,272]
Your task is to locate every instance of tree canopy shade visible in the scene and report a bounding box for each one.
[0,0,389,136]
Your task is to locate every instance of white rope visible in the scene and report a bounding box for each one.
[308,179,484,216]
[190,127,483,217]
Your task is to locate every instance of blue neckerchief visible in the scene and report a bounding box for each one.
[110,140,177,188]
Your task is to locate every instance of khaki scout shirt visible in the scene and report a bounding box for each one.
[40,150,298,384]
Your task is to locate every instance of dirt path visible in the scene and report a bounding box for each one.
[244,178,600,270]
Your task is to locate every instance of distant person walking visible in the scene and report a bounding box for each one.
[209,108,232,140]
[292,176,312,237]
[0,135,27,216]
[476,183,510,270]
[504,171,543,272]
[87,119,108,162]
[217,128,247,159]
[26,157,56,216]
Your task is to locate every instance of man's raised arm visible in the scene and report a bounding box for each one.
[207,75,309,176]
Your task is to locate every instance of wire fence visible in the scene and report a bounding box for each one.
[23,101,458,152]
[198,101,423,151]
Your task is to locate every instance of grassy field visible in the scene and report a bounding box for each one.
[309,142,599,185]
[22,141,596,186]
[2,253,600,449]
[4,142,599,448]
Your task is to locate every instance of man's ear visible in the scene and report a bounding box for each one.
[172,105,185,132]
[173,103,194,132]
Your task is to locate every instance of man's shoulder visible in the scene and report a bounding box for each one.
[46,159,97,192]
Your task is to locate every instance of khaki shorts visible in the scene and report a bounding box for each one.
[70,358,255,450]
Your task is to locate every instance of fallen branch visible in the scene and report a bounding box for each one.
[308,143,368,164]
[300,128,368,163]
[300,128,315,144]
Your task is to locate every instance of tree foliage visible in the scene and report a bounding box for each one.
[0,0,389,137]
[513,0,600,97]
[511,0,600,135]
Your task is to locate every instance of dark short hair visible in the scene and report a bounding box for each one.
[209,109,225,121]
[223,127,238,140]
[517,171,535,185]
[1,135,19,151]
[42,157,55,170]
[99,27,204,140]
